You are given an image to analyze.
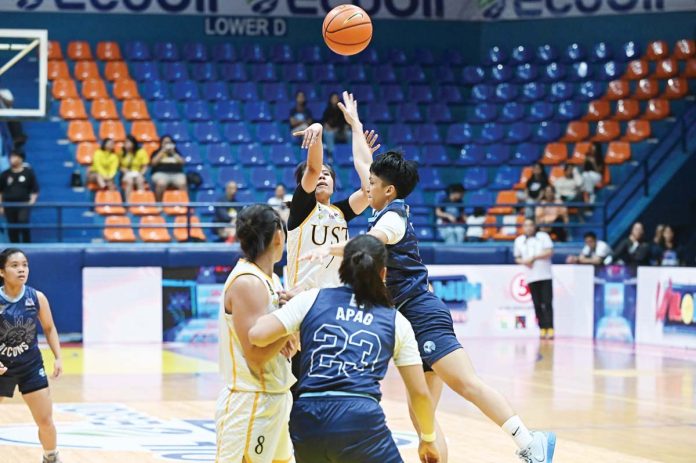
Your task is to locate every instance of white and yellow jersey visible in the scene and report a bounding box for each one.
[218,259,294,393]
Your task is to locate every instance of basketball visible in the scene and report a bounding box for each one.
[322,4,372,56]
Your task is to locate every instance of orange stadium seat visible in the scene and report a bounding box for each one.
[68,120,96,143]
[583,100,610,122]
[541,143,568,165]
[489,190,517,215]
[48,60,70,80]
[646,40,669,61]
[604,80,630,100]
[605,141,631,165]
[76,141,98,165]
[122,99,150,120]
[48,40,63,60]
[59,98,87,120]
[104,216,136,243]
[139,215,171,243]
[548,166,565,184]
[482,215,497,240]
[623,120,651,142]
[683,58,696,78]
[128,190,159,216]
[613,99,640,121]
[95,190,126,215]
[662,78,688,99]
[74,61,100,81]
[672,39,695,60]
[591,120,620,142]
[174,216,207,242]
[104,61,130,81]
[514,166,532,189]
[633,79,660,100]
[96,41,122,61]
[91,98,118,120]
[624,60,649,80]
[653,58,678,79]
[131,121,158,142]
[51,79,78,99]
[67,41,93,61]
[162,190,190,215]
[644,99,670,120]
[113,79,140,100]
[81,78,108,100]
[99,120,126,142]
[560,121,589,143]
[568,142,591,165]
[493,215,523,241]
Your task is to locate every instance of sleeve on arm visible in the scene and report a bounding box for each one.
[541,233,554,249]
[393,312,422,367]
[272,288,320,334]
[372,211,406,245]
[287,185,317,230]
[334,198,358,223]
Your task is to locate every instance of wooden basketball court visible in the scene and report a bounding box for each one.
[1,338,694,462]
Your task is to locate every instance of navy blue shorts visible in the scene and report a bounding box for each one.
[399,291,462,372]
[0,354,49,398]
[290,396,403,463]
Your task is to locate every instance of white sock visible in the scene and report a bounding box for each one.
[502,415,534,449]
[44,449,57,457]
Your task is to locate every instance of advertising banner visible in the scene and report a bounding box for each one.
[593,265,637,343]
[636,267,696,349]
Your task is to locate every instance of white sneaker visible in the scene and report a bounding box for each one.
[42,451,62,463]
[516,431,556,463]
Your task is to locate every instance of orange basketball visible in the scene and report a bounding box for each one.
[322,4,372,56]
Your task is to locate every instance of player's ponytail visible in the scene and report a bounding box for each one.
[339,235,392,308]
[0,248,27,286]
[236,205,285,262]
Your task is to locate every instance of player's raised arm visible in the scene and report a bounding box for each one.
[293,122,325,192]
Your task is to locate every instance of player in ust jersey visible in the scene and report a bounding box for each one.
[250,235,440,463]
[0,248,64,463]
[286,91,378,291]
[304,152,557,463]
[215,205,298,463]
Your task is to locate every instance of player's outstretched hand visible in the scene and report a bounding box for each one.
[0,361,6,376]
[293,123,323,149]
[52,358,63,379]
[364,129,381,154]
[338,91,361,128]
[418,441,440,463]
[300,246,331,264]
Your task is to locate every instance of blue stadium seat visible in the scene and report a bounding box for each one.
[515,63,538,83]
[190,63,216,82]
[556,101,583,121]
[505,122,533,143]
[402,65,426,83]
[446,123,475,145]
[389,124,415,144]
[442,49,464,66]
[408,85,433,103]
[415,227,435,242]
[271,44,294,63]
[491,64,513,83]
[124,41,150,61]
[520,82,545,102]
[251,166,278,190]
[533,121,563,143]
[495,83,519,102]
[244,102,273,122]
[352,84,376,103]
[160,121,190,142]
[617,41,641,62]
[172,80,199,100]
[231,82,257,101]
[281,63,308,82]
[334,144,354,167]
[426,103,453,123]
[131,61,159,82]
[357,48,380,65]
[536,44,559,64]
[383,85,405,103]
[240,43,266,63]
[272,101,292,122]
[308,101,326,118]
[467,190,494,208]
[239,143,266,166]
[543,62,567,82]
[549,82,575,102]
[187,164,215,189]
[219,63,247,81]
[500,102,525,122]
[567,62,592,82]
[463,66,486,85]
[596,61,623,81]
[471,84,495,102]
[527,101,554,122]
[399,103,423,123]
[419,169,442,190]
[268,144,298,166]
[299,45,324,64]
[260,82,287,102]
[491,166,520,190]
[151,100,179,120]
[365,102,392,123]
[482,144,511,165]
[481,123,505,144]
[562,43,587,63]
[484,46,508,65]
[236,189,257,203]
[184,100,211,121]
[251,63,278,82]
[422,145,449,166]
[183,42,208,62]
[510,143,542,165]
[153,41,179,61]
[289,84,318,101]
[345,65,368,83]
[511,45,533,64]
[213,101,241,121]
[178,142,202,165]
[471,103,497,123]
[414,47,436,66]
[577,81,604,101]
[211,43,236,62]
[433,66,456,83]
[217,165,247,189]
[457,144,484,165]
[202,81,229,101]
[223,122,252,143]
[281,168,297,187]
[437,85,463,103]
[463,167,488,190]
[255,122,285,144]
[408,190,426,206]
[388,48,408,65]
[312,64,338,83]
[161,62,189,81]
[416,124,441,144]
[206,143,235,165]
[193,122,221,143]
[590,42,613,63]
[195,189,217,210]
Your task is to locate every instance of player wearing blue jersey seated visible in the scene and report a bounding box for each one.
[303,152,556,463]
[250,235,440,463]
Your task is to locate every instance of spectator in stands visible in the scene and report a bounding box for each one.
[655,225,685,266]
[580,158,603,206]
[612,221,651,266]
[587,142,605,177]
[88,138,119,190]
[525,162,549,203]
[465,206,487,242]
[215,180,239,243]
[267,183,291,223]
[150,135,186,202]
[554,164,582,203]
[566,231,612,265]
[435,183,466,243]
[0,151,39,243]
[535,185,568,241]
[120,135,149,200]
[0,89,27,151]
[321,93,350,159]
[289,91,313,137]
[649,224,665,263]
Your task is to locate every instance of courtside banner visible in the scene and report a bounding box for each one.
[428,265,594,339]
[6,0,694,20]
[636,267,696,349]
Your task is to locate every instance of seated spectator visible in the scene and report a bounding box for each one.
[580,159,603,206]
[215,181,239,243]
[566,231,612,265]
[150,135,186,201]
[655,225,685,266]
[267,183,291,223]
[321,93,350,158]
[554,164,582,203]
[649,223,665,264]
[525,162,549,203]
[0,151,39,243]
[436,183,466,243]
[289,91,313,136]
[535,185,568,241]
[612,221,651,266]
[120,135,149,199]
[88,138,119,190]
[465,207,487,242]
[587,142,606,179]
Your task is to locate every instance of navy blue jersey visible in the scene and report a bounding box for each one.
[0,286,41,365]
[368,200,429,305]
[297,287,397,401]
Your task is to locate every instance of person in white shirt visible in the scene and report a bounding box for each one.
[553,164,582,203]
[267,183,292,223]
[566,231,612,265]
[465,207,487,242]
[514,219,555,340]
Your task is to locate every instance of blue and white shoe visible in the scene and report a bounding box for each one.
[516,431,556,463]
